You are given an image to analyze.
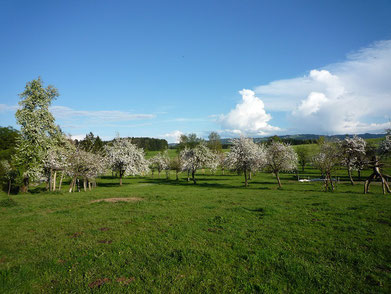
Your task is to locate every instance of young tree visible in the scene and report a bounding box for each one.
[296,146,309,172]
[13,78,60,192]
[180,144,215,184]
[105,138,149,186]
[340,135,366,185]
[312,142,341,191]
[0,160,17,197]
[225,137,266,187]
[265,142,298,188]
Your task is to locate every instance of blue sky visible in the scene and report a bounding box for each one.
[1,0,391,142]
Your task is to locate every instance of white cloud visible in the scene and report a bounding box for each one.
[69,134,86,141]
[219,89,280,136]
[0,104,18,112]
[50,106,155,122]
[161,130,183,143]
[254,40,391,134]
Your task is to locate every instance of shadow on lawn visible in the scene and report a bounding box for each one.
[141,178,272,190]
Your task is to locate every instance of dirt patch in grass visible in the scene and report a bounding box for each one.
[69,232,82,238]
[91,197,143,203]
[88,278,111,288]
[116,277,135,285]
[99,227,110,231]
[98,239,113,244]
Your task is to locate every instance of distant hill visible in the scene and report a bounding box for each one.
[220,133,386,146]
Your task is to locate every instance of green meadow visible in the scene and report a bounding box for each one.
[1,167,391,293]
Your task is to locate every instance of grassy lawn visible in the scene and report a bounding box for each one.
[1,170,391,293]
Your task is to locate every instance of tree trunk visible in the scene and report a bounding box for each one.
[244,169,248,187]
[49,168,53,191]
[89,181,92,191]
[53,171,57,191]
[348,168,354,185]
[69,177,75,193]
[8,179,11,197]
[83,178,87,192]
[187,170,190,182]
[276,172,282,188]
[249,171,252,180]
[166,170,169,179]
[21,177,29,193]
[302,164,305,172]
[358,170,361,181]
[192,170,196,184]
[59,172,64,191]
[151,170,154,179]
[120,172,123,186]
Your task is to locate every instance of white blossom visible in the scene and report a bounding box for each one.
[105,137,149,185]
[265,141,298,188]
[225,137,266,186]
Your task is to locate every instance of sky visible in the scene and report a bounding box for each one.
[0,0,391,143]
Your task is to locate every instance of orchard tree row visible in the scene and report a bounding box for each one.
[1,78,391,196]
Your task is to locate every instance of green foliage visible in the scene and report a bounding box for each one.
[207,132,222,152]
[77,132,105,154]
[178,133,203,151]
[0,126,19,161]
[129,137,168,151]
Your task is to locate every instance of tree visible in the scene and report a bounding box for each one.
[149,151,170,178]
[0,160,17,197]
[225,137,266,187]
[340,135,366,185]
[207,132,222,153]
[296,146,309,172]
[178,133,202,151]
[180,144,215,184]
[0,126,19,161]
[265,142,298,188]
[105,138,149,186]
[364,132,391,194]
[78,132,105,154]
[312,142,341,191]
[170,157,182,181]
[13,78,60,192]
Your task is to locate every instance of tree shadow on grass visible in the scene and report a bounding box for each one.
[141,178,271,190]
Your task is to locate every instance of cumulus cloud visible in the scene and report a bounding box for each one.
[161,130,183,143]
[219,89,280,136]
[254,40,391,134]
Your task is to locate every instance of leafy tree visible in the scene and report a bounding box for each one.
[105,138,149,186]
[78,132,105,154]
[225,137,266,187]
[14,78,60,192]
[265,142,298,188]
[178,133,202,151]
[0,160,18,197]
[0,126,19,161]
[207,132,222,153]
[296,146,310,172]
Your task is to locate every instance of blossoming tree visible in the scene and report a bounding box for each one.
[105,138,149,186]
[265,142,298,188]
[340,135,366,185]
[225,137,266,187]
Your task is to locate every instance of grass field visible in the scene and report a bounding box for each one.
[1,168,391,293]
